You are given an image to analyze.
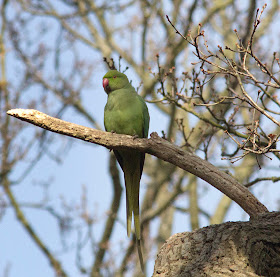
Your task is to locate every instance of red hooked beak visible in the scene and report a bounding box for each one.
[103,78,110,93]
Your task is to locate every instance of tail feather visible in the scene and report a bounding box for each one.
[124,166,141,240]
[125,183,132,237]
[136,237,144,272]
[121,150,144,271]
[124,164,144,271]
[132,170,141,240]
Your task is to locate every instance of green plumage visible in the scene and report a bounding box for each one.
[103,70,149,270]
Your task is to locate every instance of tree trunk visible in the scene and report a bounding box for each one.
[153,212,280,277]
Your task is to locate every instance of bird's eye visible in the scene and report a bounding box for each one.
[113,76,117,79]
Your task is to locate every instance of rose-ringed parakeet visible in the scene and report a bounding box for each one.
[103,69,149,269]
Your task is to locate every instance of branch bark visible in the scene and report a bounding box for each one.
[7,109,268,217]
[153,212,280,277]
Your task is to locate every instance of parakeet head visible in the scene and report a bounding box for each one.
[102,70,129,94]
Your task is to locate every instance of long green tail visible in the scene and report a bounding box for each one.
[124,169,141,238]
[124,155,144,271]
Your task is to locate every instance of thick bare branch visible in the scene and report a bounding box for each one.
[7,109,268,216]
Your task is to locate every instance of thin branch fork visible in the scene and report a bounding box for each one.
[7,109,268,217]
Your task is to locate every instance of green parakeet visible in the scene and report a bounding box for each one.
[103,69,149,269]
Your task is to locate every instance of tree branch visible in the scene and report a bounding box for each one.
[7,109,268,216]
[2,177,68,277]
[91,154,122,276]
